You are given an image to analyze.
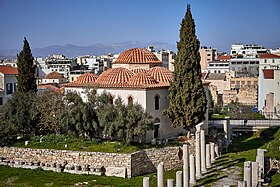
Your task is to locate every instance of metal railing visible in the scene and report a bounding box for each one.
[209,119,280,127]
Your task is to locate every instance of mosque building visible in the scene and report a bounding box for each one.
[63,48,209,142]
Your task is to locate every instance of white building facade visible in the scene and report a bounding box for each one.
[0,66,18,107]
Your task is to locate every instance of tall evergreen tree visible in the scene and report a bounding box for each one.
[164,4,207,129]
[16,37,37,93]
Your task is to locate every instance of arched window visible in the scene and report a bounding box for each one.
[154,118,160,138]
[154,94,160,110]
[128,96,133,105]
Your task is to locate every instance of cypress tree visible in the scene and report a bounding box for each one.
[16,37,37,93]
[164,4,207,129]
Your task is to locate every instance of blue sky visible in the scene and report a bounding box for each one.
[0,0,279,52]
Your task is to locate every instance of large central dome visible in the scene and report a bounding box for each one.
[114,48,162,64]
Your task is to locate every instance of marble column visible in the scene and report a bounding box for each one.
[251,161,258,187]
[183,144,189,187]
[237,181,246,187]
[256,148,267,177]
[157,162,164,187]
[201,129,207,173]
[143,177,150,187]
[195,130,201,178]
[176,171,182,187]
[244,161,252,187]
[206,144,211,168]
[223,117,230,146]
[215,145,219,158]
[210,142,215,163]
[167,179,174,187]
[189,154,196,185]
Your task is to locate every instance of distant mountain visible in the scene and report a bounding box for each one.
[0,41,176,58]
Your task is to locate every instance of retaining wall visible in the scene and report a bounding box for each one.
[0,145,195,178]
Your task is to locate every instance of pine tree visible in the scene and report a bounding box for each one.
[164,4,207,130]
[16,37,37,93]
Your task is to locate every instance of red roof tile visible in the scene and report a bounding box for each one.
[217,55,231,61]
[259,54,280,59]
[263,69,274,79]
[114,48,162,64]
[38,84,61,92]
[95,67,134,86]
[63,73,98,87]
[132,68,148,74]
[44,72,64,79]
[0,65,18,75]
[147,66,173,83]
[128,72,159,86]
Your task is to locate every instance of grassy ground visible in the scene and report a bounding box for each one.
[13,134,180,154]
[2,128,280,186]
[0,165,179,187]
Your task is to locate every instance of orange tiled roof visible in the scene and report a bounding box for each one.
[147,66,173,83]
[63,73,98,87]
[132,68,148,74]
[44,72,64,79]
[96,68,114,83]
[74,73,97,84]
[95,67,134,86]
[128,72,159,86]
[0,65,18,75]
[259,54,280,59]
[217,55,231,61]
[38,84,60,92]
[263,69,274,79]
[113,48,162,64]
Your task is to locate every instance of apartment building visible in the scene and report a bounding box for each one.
[230,44,267,58]
[199,46,217,72]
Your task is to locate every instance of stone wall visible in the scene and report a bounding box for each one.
[131,146,185,177]
[0,145,195,178]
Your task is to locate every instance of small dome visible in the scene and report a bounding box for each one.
[96,67,134,85]
[44,72,64,79]
[96,68,114,83]
[128,72,159,86]
[114,48,162,64]
[148,66,173,83]
[132,68,148,74]
[76,73,98,84]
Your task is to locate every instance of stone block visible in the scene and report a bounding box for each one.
[105,167,127,178]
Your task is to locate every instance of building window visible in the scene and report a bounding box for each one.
[231,81,235,84]
[0,97,3,105]
[6,83,13,94]
[14,83,17,92]
[128,96,133,105]
[254,81,258,85]
[247,81,251,85]
[241,81,245,85]
[154,94,160,110]
[154,118,160,139]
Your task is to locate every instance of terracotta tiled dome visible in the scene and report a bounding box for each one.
[114,48,162,64]
[44,72,64,79]
[63,73,97,87]
[76,73,98,84]
[128,72,159,86]
[148,66,173,83]
[132,68,148,74]
[96,67,134,86]
[96,68,114,83]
